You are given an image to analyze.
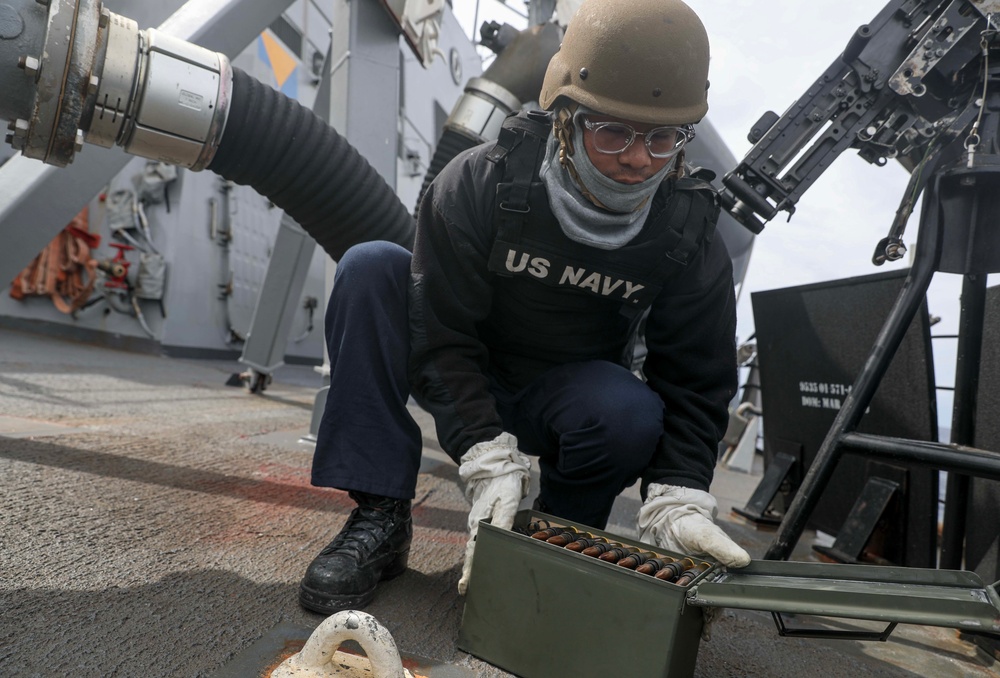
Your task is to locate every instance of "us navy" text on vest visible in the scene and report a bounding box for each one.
[504,248,645,301]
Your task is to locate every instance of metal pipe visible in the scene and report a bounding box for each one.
[840,433,1000,481]
[940,273,988,568]
[1,0,233,168]
[0,0,414,264]
[0,0,48,125]
[0,0,295,284]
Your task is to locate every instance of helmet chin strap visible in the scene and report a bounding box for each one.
[553,106,576,164]
[552,106,616,212]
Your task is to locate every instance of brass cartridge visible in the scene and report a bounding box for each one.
[635,557,675,575]
[565,536,608,552]
[581,541,624,558]
[513,519,554,536]
[616,551,659,570]
[531,525,577,540]
[547,530,593,547]
[653,558,695,582]
[525,519,552,533]
[674,562,711,587]
[598,546,639,564]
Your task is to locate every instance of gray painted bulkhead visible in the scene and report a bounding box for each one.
[0,1,481,363]
[0,5,324,360]
[0,0,747,364]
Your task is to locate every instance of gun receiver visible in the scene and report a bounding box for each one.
[721,0,994,241]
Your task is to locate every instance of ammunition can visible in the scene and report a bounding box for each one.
[459,510,716,678]
[460,511,1000,678]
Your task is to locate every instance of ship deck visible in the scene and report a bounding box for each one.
[0,325,996,677]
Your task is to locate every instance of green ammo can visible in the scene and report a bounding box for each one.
[458,510,1000,678]
[458,510,717,677]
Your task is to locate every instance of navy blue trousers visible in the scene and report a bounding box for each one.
[311,241,665,528]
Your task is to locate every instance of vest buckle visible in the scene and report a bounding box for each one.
[499,201,531,214]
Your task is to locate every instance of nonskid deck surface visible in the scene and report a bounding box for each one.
[0,326,995,677]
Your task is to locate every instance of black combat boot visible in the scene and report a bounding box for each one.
[299,491,412,615]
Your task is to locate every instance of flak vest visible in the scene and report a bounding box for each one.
[480,110,721,371]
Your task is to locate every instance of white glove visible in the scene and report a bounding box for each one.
[636,484,751,568]
[456,432,531,595]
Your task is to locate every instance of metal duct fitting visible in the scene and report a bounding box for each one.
[0,0,231,169]
[444,21,562,143]
[447,75,521,142]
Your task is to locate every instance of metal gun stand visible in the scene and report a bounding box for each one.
[764,60,1000,571]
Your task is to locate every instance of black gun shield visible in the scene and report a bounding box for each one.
[969,285,1000,584]
[751,269,938,567]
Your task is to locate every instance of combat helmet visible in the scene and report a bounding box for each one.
[539,0,711,125]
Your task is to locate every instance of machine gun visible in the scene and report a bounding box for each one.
[728,0,1000,571]
[720,0,994,264]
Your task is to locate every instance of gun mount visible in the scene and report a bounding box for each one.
[744,0,1000,581]
[720,0,998,255]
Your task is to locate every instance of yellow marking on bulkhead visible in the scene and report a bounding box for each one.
[262,32,297,89]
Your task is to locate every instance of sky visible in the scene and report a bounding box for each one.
[453,0,976,422]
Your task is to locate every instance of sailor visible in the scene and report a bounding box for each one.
[298,0,751,615]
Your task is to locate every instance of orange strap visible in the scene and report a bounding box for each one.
[9,207,100,314]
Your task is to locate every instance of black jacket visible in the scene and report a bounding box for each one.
[407,138,737,495]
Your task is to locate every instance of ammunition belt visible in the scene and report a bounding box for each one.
[513,519,712,586]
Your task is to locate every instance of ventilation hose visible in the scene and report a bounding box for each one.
[414,129,482,215]
[208,68,415,259]
[413,22,562,213]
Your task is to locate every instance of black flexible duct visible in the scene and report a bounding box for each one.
[413,23,562,214]
[480,22,562,105]
[208,68,415,259]
[414,129,482,214]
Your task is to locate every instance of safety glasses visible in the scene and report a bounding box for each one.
[582,117,693,159]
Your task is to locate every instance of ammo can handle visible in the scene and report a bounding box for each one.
[772,612,898,641]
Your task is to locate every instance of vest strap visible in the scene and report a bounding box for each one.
[492,112,551,245]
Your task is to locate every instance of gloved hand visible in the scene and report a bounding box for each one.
[457,432,531,594]
[636,483,751,568]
